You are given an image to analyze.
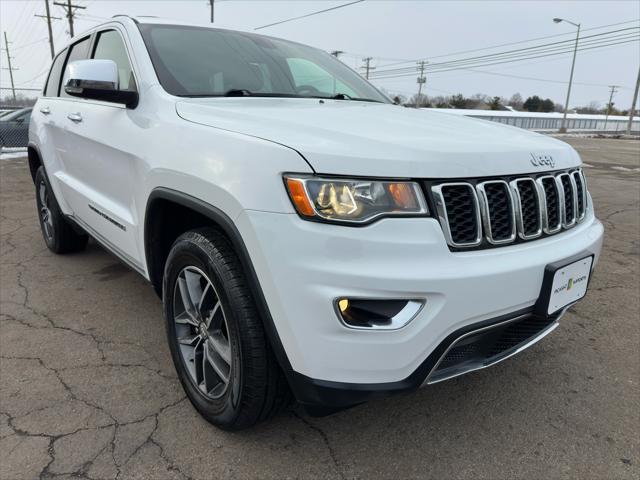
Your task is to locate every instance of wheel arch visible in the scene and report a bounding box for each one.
[144,187,294,375]
[27,143,43,184]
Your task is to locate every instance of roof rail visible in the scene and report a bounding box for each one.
[111,14,139,23]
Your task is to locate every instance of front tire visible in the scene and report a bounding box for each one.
[34,167,88,254]
[163,228,290,430]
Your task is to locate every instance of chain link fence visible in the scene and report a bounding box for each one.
[1,87,40,153]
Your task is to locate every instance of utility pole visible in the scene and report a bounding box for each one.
[416,60,427,108]
[2,32,17,101]
[604,85,619,131]
[361,57,374,80]
[54,0,86,38]
[35,0,61,59]
[208,0,214,23]
[626,66,640,135]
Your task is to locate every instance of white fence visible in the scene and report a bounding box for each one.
[424,109,640,133]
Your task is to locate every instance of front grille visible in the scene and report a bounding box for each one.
[428,313,557,383]
[430,168,587,250]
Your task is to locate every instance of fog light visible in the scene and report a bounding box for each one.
[338,298,349,313]
[335,298,424,330]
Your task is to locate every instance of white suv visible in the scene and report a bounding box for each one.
[29,16,604,430]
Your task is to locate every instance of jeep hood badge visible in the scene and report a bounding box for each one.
[530,153,555,168]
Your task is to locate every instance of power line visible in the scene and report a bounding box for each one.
[254,0,365,30]
[370,28,639,77]
[421,33,640,73]
[369,40,639,100]
[16,66,50,88]
[433,67,634,90]
[11,38,49,51]
[375,18,640,69]
[370,37,639,79]
[412,38,640,88]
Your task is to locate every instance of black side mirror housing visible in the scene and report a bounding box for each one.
[65,80,139,109]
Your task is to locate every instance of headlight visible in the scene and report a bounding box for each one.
[284,175,429,224]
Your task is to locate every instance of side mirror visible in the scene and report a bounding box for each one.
[64,59,138,108]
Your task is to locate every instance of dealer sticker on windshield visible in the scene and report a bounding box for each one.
[547,257,593,315]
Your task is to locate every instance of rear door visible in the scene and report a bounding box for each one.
[53,27,144,268]
[33,47,71,213]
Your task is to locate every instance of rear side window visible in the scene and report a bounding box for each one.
[92,30,137,91]
[44,50,67,97]
[60,36,92,98]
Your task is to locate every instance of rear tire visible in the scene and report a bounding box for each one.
[163,227,291,430]
[34,167,88,254]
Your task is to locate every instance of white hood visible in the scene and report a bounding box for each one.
[176,98,580,178]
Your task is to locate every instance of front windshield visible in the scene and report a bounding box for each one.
[138,24,389,103]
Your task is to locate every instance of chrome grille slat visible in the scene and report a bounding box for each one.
[432,168,587,249]
[431,183,482,247]
[571,170,587,220]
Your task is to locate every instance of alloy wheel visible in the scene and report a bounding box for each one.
[38,181,54,241]
[173,266,232,399]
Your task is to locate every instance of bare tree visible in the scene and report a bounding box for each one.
[575,101,601,114]
[508,93,523,110]
[410,93,429,108]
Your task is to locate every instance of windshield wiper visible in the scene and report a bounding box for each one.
[312,93,384,103]
[224,89,254,97]
[221,89,303,98]
[187,90,384,102]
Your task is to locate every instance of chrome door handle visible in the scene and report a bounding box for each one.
[40,107,51,115]
[67,112,82,123]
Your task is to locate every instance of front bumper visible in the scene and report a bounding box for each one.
[235,206,603,408]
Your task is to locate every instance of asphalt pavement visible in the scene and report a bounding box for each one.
[0,137,638,479]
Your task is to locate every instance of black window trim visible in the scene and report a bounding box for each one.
[90,27,140,94]
[43,48,68,98]
[59,34,94,98]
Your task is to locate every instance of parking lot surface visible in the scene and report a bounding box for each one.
[1,137,638,480]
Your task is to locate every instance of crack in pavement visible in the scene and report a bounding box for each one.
[292,411,345,480]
